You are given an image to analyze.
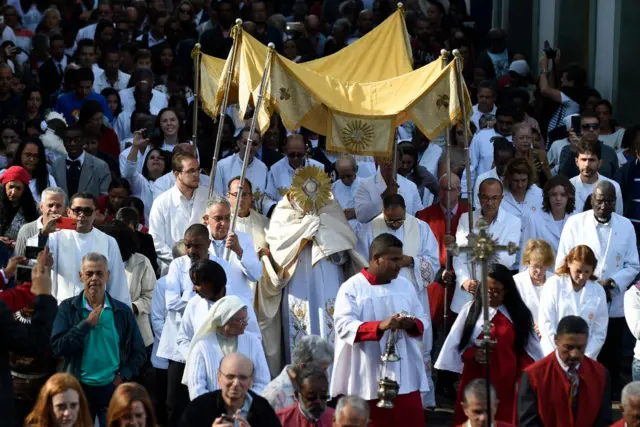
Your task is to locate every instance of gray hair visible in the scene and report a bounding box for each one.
[336,154,358,172]
[40,186,68,206]
[81,252,108,267]
[335,395,369,424]
[463,378,497,406]
[292,335,334,366]
[206,196,231,211]
[172,240,187,259]
[593,180,616,197]
[43,7,61,20]
[622,381,640,406]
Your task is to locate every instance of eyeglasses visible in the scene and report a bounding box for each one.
[219,371,252,382]
[70,207,95,216]
[581,123,600,131]
[384,216,405,227]
[287,152,306,159]
[479,195,503,204]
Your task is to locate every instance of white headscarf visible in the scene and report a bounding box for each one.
[182,295,248,385]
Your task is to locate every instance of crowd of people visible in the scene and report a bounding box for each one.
[1,0,640,426]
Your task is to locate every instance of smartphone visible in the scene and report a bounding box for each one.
[16,265,33,284]
[220,414,234,422]
[56,217,77,230]
[143,128,161,139]
[571,115,581,137]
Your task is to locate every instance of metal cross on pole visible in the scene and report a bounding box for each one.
[447,216,519,427]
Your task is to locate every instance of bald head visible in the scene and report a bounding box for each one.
[591,180,616,222]
[336,155,358,186]
[220,352,254,374]
[217,352,255,396]
[285,134,307,169]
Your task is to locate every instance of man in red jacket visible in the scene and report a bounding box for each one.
[517,315,612,427]
[610,381,640,426]
[416,173,468,326]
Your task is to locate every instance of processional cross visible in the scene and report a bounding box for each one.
[447,216,519,427]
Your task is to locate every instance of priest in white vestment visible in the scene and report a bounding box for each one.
[148,152,209,266]
[451,178,521,313]
[227,177,285,376]
[205,197,262,307]
[355,194,439,406]
[330,233,429,427]
[266,134,325,204]
[265,166,366,363]
[213,128,273,214]
[332,155,363,234]
[45,193,131,306]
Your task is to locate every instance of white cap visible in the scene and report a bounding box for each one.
[509,60,530,76]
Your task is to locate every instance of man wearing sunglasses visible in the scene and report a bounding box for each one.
[266,134,325,204]
[557,112,619,179]
[39,192,131,306]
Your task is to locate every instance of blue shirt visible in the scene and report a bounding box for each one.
[55,91,114,124]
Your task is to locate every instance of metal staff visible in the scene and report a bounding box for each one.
[191,43,202,148]
[208,19,243,198]
[448,218,519,427]
[224,42,276,261]
[440,49,453,335]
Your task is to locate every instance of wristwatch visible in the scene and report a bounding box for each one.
[608,279,617,289]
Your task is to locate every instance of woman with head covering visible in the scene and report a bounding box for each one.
[184,295,270,401]
[0,166,39,246]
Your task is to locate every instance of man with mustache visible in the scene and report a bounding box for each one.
[277,365,334,426]
[517,315,612,426]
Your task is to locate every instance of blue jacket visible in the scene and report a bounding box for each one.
[54,91,113,124]
[51,291,146,381]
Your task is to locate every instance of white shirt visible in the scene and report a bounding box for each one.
[265,157,324,202]
[121,159,155,223]
[519,211,570,269]
[93,70,131,94]
[330,273,429,400]
[208,231,263,306]
[548,138,570,175]
[214,153,269,204]
[470,103,497,132]
[418,143,443,178]
[151,276,169,369]
[569,174,623,215]
[114,104,162,142]
[538,274,609,359]
[469,128,512,186]
[119,87,168,113]
[500,185,544,221]
[556,212,640,317]
[136,31,167,48]
[332,177,362,234]
[354,170,423,223]
[624,286,640,361]
[75,23,97,44]
[451,208,522,313]
[148,185,209,265]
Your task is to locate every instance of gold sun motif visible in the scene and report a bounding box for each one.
[290,165,332,214]
[279,87,291,100]
[341,120,374,151]
[436,94,450,110]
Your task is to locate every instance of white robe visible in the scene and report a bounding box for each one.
[354,170,424,223]
[355,214,438,406]
[469,128,512,186]
[332,178,363,235]
[48,228,131,306]
[186,332,270,400]
[500,186,544,221]
[556,211,640,317]
[569,174,623,215]
[266,157,325,203]
[418,143,443,178]
[513,270,549,326]
[151,276,169,369]
[537,274,609,359]
[451,208,522,313]
[435,302,543,374]
[330,273,429,400]
[213,154,272,213]
[519,211,570,269]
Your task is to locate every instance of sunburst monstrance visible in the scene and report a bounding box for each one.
[289,165,332,214]
[342,119,374,152]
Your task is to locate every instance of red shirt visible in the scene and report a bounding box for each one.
[276,404,335,427]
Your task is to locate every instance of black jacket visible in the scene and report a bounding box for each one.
[0,295,58,427]
[38,57,68,107]
[180,390,282,427]
[261,147,284,170]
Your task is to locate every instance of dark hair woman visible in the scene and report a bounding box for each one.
[435,263,542,426]
[0,166,39,244]
[22,87,44,123]
[11,137,56,203]
[101,87,123,124]
[151,107,189,150]
[77,100,121,158]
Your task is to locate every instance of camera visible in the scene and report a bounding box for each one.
[543,40,556,60]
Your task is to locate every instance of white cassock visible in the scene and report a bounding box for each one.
[355,213,438,406]
[451,208,521,313]
[537,274,609,359]
[500,186,543,221]
[148,185,209,266]
[513,269,551,326]
[354,170,423,223]
[213,154,273,213]
[209,230,263,307]
[435,301,543,373]
[418,143,443,178]
[569,174,623,215]
[519,210,571,270]
[332,177,363,235]
[556,211,640,318]
[330,273,430,400]
[469,128,512,186]
[266,197,365,363]
[265,157,325,203]
[48,228,131,306]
